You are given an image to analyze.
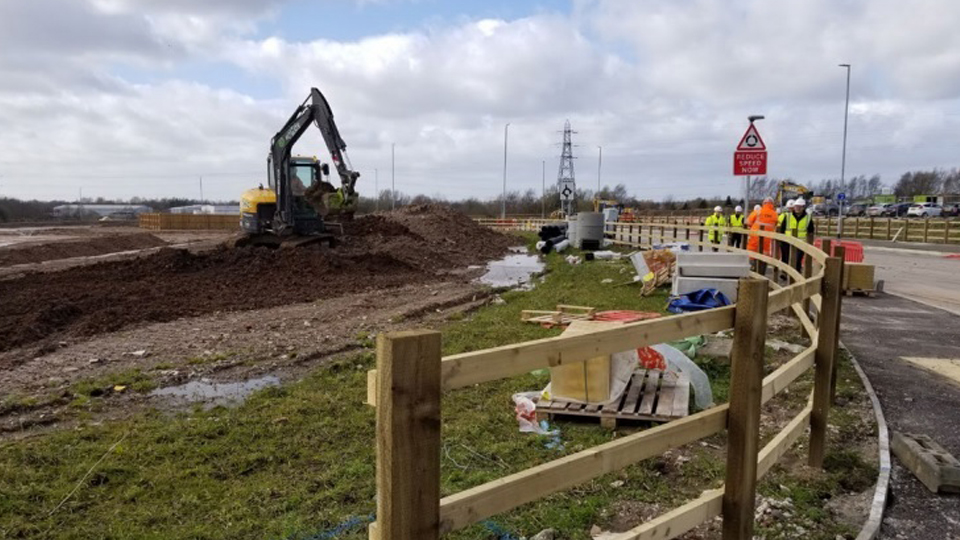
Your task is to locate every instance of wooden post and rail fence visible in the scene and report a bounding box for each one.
[368,221,844,539]
[474,215,960,245]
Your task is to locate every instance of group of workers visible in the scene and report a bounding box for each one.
[704,197,814,274]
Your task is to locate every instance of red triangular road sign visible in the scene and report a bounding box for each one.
[736,124,766,151]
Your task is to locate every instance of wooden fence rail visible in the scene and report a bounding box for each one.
[369,221,842,540]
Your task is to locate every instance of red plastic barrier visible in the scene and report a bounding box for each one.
[814,239,864,263]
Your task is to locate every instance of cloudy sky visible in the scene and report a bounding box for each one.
[2,0,959,202]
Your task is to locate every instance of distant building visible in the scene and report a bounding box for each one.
[52,204,153,218]
[168,204,240,215]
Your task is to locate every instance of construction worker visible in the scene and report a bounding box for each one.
[704,206,727,251]
[729,205,745,249]
[782,198,815,272]
[747,198,778,275]
[778,199,795,265]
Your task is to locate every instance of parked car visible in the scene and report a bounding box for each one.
[867,203,891,217]
[942,203,960,217]
[907,202,942,218]
[810,202,839,216]
[884,202,912,217]
[845,203,868,217]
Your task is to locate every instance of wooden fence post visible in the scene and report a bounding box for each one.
[945,220,951,244]
[868,217,874,239]
[788,245,799,284]
[923,218,930,243]
[722,278,769,540]
[809,256,843,468]
[802,237,814,322]
[829,246,846,404]
[698,229,704,252]
[886,218,892,240]
[374,330,442,540]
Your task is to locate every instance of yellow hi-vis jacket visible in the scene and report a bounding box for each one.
[730,213,745,228]
[704,213,727,242]
[786,212,812,239]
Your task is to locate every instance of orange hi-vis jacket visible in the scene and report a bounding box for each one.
[747,201,779,255]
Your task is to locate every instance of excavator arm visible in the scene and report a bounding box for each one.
[270,88,360,232]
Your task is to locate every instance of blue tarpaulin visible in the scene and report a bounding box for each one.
[667,288,732,314]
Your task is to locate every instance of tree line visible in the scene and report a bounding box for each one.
[2,167,957,222]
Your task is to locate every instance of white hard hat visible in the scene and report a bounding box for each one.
[714,206,722,212]
[754,204,761,212]
[735,205,743,212]
[763,197,774,204]
[794,198,806,206]
[786,199,795,208]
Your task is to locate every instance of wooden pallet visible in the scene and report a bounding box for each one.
[521,305,596,327]
[844,288,877,297]
[537,369,690,429]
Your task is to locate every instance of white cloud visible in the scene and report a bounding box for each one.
[2,0,960,202]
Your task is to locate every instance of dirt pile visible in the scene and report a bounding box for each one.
[0,206,515,359]
[344,204,517,270]
[0,233,168,267]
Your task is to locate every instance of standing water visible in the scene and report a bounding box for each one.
[150,375,280,409]
[479,247,544,289]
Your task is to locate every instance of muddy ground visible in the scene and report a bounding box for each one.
[0,232,168,267]
[0,205,516,436]
[0,205,513,359]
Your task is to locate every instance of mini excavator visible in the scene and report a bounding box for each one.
[235,88,360,248]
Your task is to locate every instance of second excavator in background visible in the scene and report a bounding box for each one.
[236,87,360,248]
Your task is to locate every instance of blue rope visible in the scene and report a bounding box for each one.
[289,514,375,540]
[482,520,523,540]
[291,514,519,539]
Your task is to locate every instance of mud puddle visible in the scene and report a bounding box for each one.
[478,247,544,288]
[150,375,280,409]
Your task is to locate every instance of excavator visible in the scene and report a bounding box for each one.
[235,87,360,248]
[775,181,810,208]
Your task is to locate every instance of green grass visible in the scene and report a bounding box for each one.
[0,237,875,540]
[70,369,158,398]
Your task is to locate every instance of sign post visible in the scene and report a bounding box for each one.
[734,120,768,211]
[837,192,846,238]
[559,179,576,216]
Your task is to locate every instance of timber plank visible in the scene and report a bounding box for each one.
[638,370,662,416]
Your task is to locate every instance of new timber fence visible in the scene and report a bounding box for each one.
[139,213,239,231]
[815,216,960,244]
[367,220,845,539]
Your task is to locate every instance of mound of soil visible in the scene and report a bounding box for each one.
[344,204,516,271]
[0,233,168,267]
[0,206,515,361]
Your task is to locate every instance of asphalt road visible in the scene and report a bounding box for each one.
[864,246,960,315]
[841,248,960,539]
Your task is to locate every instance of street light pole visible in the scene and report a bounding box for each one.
[501,123,510,219]
[838,63,851,239]
[391,143,396,211]
[744,115,765,212]
[374,168,379,212]
[597,145,602,195]
[541,159,546,219]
